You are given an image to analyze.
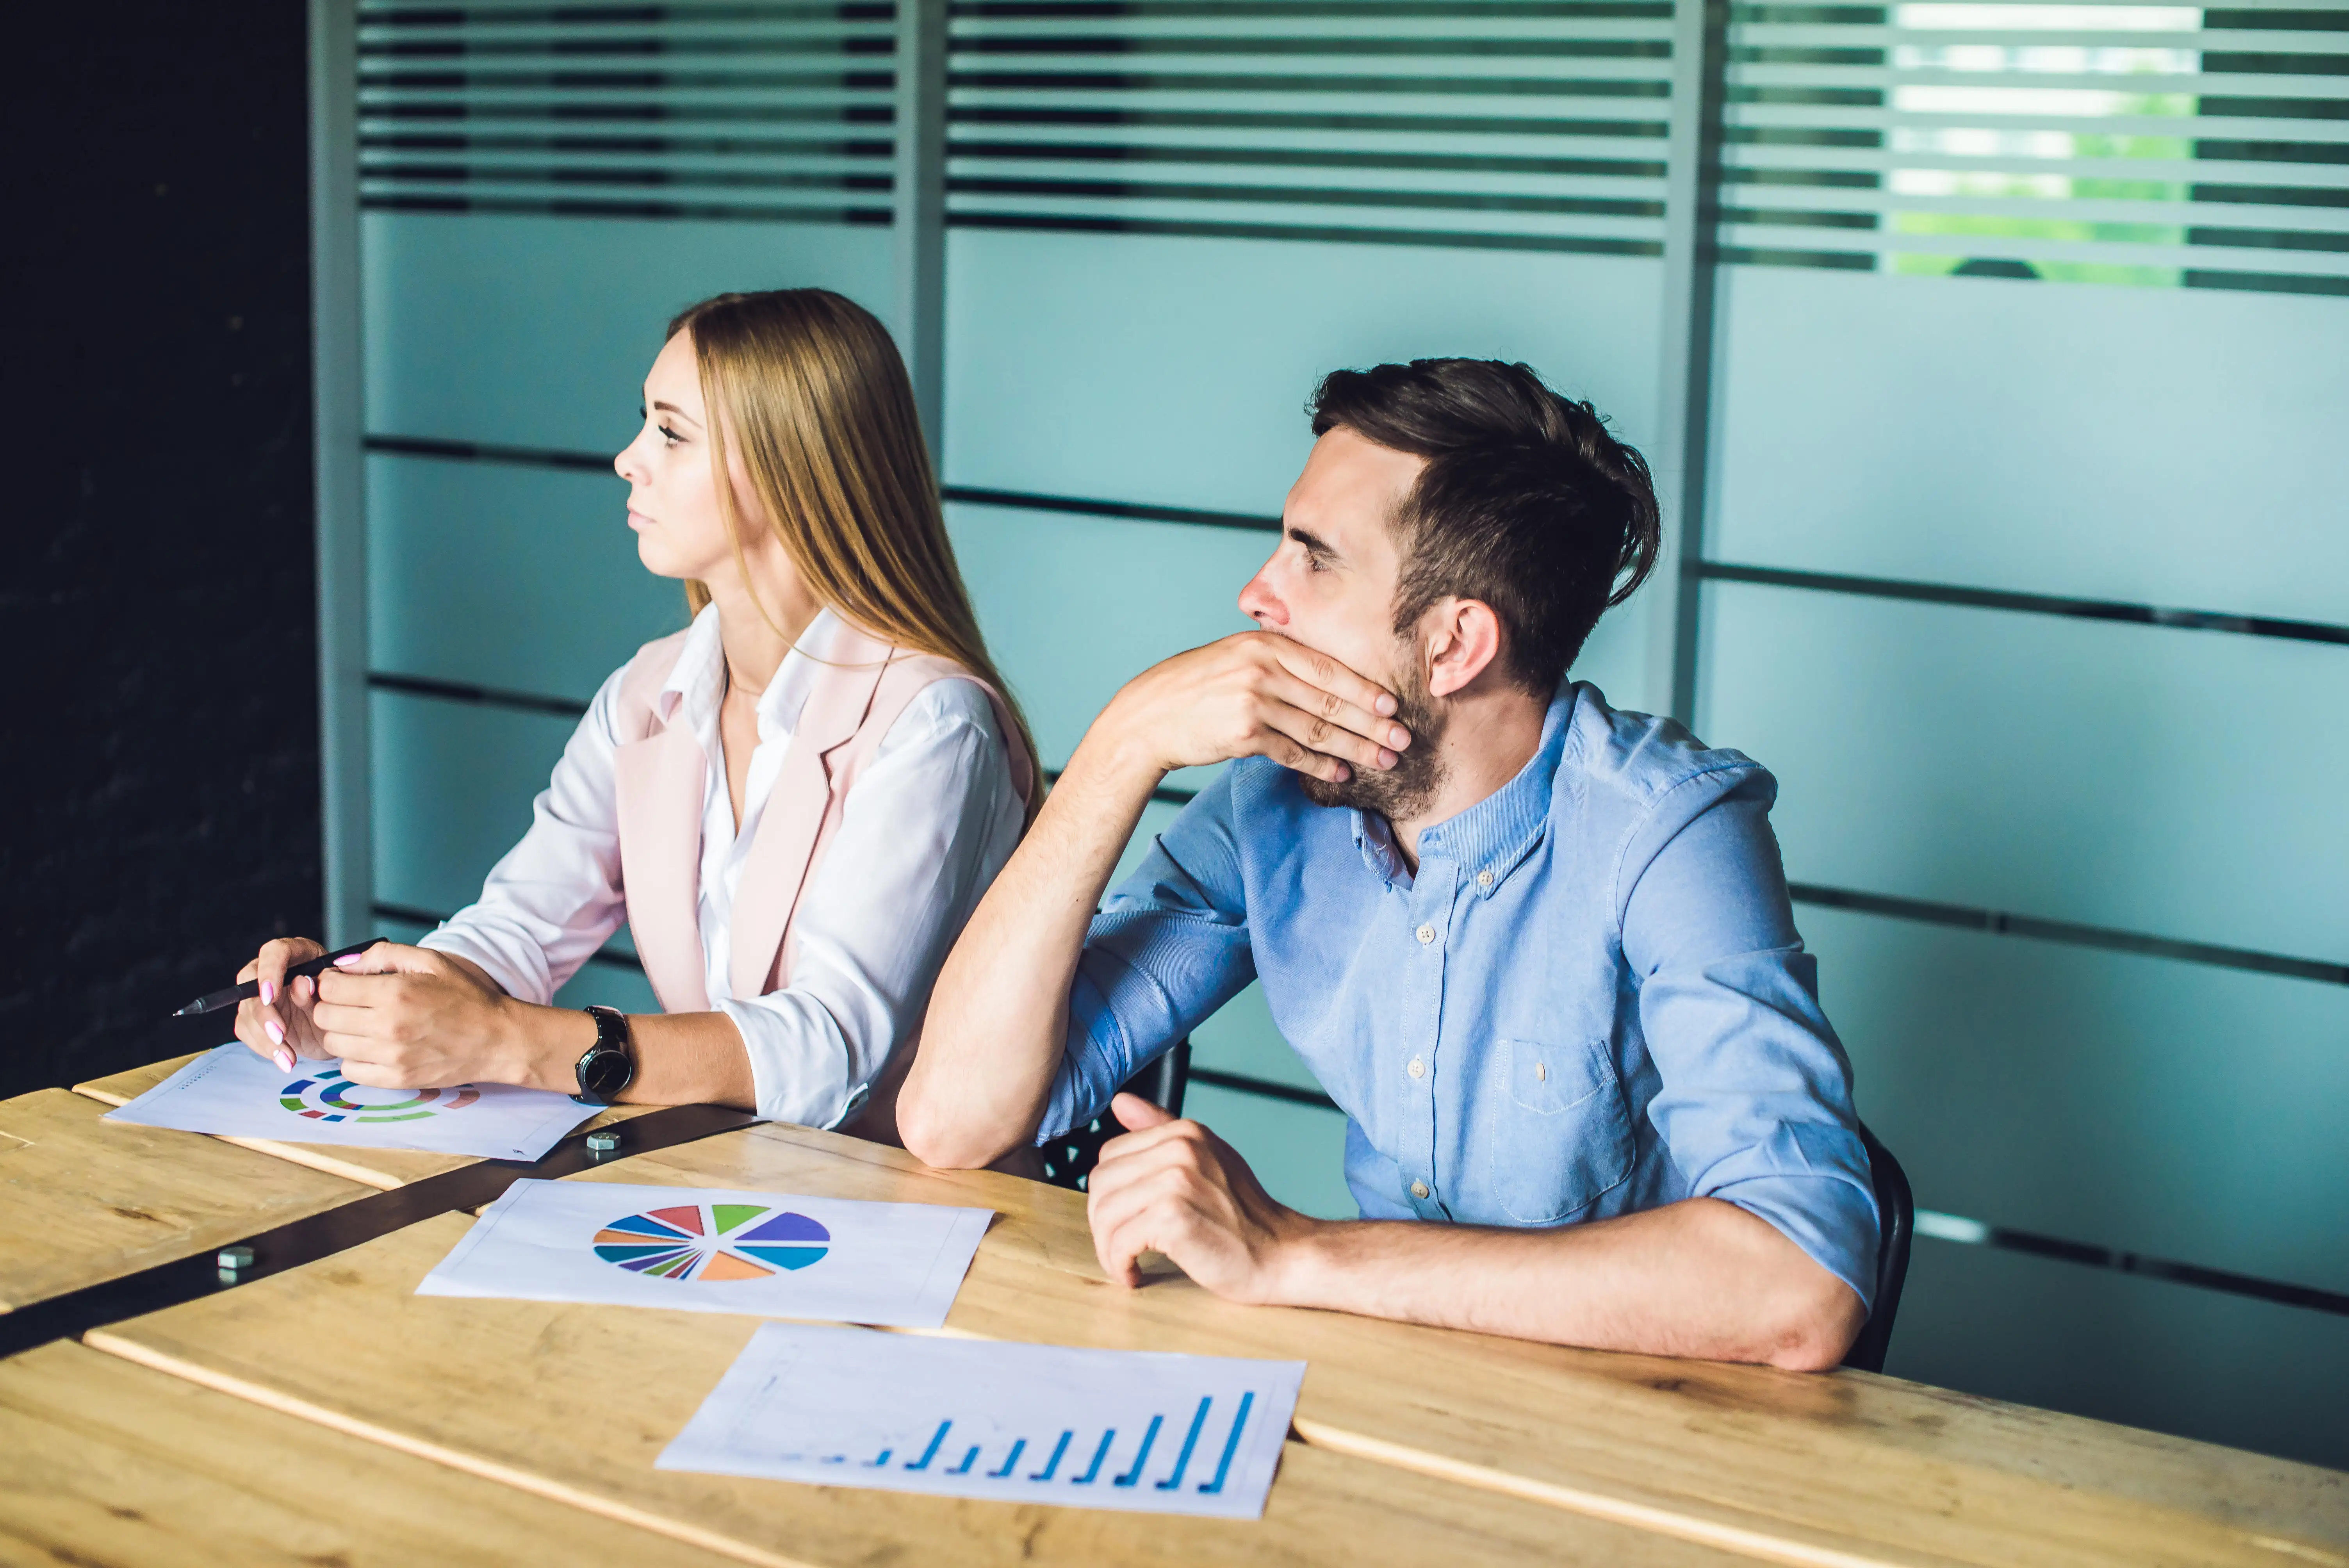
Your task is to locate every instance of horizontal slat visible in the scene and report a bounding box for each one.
[1704,264,2349,623]
[362,210,895,453]
[1887,1232,2349,1472]
[371,689,577,921]
[1700,580,2349,960]
[940,224,1666,513]
[1808,902,2349,1296]
[367,452,688,704]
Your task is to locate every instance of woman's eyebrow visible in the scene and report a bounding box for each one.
[652,399,702,426]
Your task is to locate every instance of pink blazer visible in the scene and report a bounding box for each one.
[608,618,1034,1017]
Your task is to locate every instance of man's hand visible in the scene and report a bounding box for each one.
[308,943,559,1089]
[1085,1093,1319,1302]
[1092,631,1411,788]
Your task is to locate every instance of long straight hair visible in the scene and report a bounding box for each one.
[669,288,1041,822]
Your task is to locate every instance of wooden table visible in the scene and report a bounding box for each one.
[0,1339,736,1566]
[82,1121,2348,1568]
[0,1089,370,1313]
[74,1052,655,1192]
[81,1210,1739,1568]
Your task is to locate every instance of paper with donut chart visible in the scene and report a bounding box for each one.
[660,1322,1306,1520]
[103,1042,598,1160]
[417,1180,994,1329]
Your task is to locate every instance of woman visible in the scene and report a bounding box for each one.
[236,289,1037,1136]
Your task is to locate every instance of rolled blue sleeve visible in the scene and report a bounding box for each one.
[1619,768,1882,1309]
[1038,773,1259,1141]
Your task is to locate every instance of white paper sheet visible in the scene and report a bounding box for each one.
[104,1043,599,1162]
[417,1180,992,1329]
[659,1322,1305,1520]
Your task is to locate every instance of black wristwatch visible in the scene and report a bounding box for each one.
[572,1005,636,1105]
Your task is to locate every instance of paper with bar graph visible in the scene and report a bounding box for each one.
[659,1322,1305,1519]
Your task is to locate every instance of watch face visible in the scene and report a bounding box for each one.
[580,1046,632,1099]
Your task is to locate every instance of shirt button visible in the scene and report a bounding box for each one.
[1407,1057,1425,1079]
[1416,924,1435,945]
[1410,1180,1431,1200]
[1477,869,1495,888]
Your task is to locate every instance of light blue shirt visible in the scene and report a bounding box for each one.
[1039,682,1881,1308]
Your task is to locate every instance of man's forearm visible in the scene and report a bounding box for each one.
[1269,1197,1865,1371]
[899,732,1164,1167]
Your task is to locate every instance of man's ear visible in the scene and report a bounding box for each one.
[1423,598,1504,698]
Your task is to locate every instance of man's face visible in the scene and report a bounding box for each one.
[1240,428,1449,816]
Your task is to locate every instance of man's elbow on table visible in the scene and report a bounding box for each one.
[1754,1265,1869,1373]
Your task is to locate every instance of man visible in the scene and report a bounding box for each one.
[899,358,1877,1370]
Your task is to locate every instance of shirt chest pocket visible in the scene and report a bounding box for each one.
[1479,1037,1634,1224]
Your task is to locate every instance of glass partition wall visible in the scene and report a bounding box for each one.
[314,0,2349,1465]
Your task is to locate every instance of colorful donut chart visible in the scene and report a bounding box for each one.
[278,1067,483,1123]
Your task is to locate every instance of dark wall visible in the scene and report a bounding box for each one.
[2,2,318,1098]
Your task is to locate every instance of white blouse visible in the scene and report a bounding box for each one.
[421,606,1026,1128]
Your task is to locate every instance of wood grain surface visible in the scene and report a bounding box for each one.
[554,1122,2349,1568]
[84,1212,1744,1568]
[0,1089,368,1312]
[0,1339,736,1567]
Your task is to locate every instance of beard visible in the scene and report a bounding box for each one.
[1299,655,1449,821]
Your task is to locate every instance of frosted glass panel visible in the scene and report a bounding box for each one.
[367,453,686,703]
[948,502,1266,768]
[1182,1082,1356,1222]
[945,229,1665,517]
[1808,903,2349,1296]
[370,690,577,920]
[1707,267,2349,624]
[363,212,895,454]
[1703,581,2349,961]
[1889,1237,2349,1472]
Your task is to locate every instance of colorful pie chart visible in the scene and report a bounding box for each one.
[592,1203,831,1282]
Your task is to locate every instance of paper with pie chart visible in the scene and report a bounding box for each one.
[104,1042,598,1160]
[416,1180,993,1328]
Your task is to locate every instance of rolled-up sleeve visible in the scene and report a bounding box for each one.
[1038,771,1258,1140]
[420,668,630,1004]
[1618,766,1881,1309]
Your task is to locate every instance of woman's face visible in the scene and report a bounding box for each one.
[615,330,772,585]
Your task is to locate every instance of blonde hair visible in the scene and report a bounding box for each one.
[668,288,1041,822]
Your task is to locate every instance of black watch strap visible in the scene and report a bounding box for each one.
[572,1004,636,1106]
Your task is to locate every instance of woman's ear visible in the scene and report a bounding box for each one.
[1425,598,1504,698]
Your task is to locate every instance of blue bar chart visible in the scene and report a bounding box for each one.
[660,1323,1307,1519]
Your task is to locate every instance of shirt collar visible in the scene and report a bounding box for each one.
[1392,682,1579,897]
[656,602,841,743]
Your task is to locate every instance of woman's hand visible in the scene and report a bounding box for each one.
[234,936,330,1072]
[310,943,561,1089]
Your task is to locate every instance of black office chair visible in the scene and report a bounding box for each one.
[1039,1038,1193,1193]
[1841,1121,1914,1374]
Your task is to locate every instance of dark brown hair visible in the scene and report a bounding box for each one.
[1309,358,1661,695]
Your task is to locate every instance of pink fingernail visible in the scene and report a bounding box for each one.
[333,953,363,968]
[266,1020,286,1046]
[274,1050,294,1073]
[259,980,275,1005]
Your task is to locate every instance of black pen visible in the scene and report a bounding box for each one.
[167,938,390,1018]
